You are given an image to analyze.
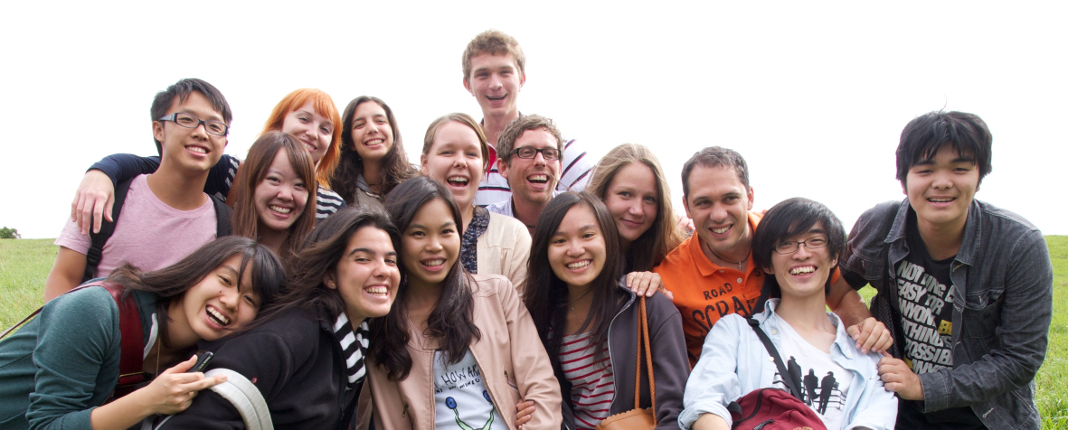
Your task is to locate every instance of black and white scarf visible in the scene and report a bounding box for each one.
[332,313,369,387]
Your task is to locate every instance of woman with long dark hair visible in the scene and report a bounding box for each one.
[0,237,285,430]
[331,96,417,211]
[361,176,560,430]
[524,192,688,430]
[159,208,403,429]
[680,198,896,430]
[419,113,531,291]
[229,131,317,263]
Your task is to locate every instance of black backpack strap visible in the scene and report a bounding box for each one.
[746,317,804,399]
[210,195,232,237]
[83,178,134,283]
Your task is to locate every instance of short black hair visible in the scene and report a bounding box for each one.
[896,111,992,185]
[752,197,845,299]
[681,146,750,200]
[150,78,233,156]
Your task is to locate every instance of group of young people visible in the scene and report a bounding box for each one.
[0,29,1052,430]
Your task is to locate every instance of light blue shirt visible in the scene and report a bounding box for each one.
[678,299,897,430]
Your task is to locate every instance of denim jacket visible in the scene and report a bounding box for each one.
[840,199,1053,429]
[679,300,897,430]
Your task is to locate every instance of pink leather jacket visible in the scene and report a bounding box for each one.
[358,274,562,430]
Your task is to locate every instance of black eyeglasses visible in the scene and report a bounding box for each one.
[158,113,229,136]
[773,237,828,255]
[511,147,560,161]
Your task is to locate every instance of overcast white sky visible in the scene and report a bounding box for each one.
[2,1,1065,239]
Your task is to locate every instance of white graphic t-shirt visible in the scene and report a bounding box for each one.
[772,314,853,430]
[433,349,506,430]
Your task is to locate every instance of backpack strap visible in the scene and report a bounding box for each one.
[104,283,148,398]
[83,178,134,283]
[746,318,804,399]
[211,195,232,237]
[205,368,274,430]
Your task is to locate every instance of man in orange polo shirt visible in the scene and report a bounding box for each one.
[655,147,888,366]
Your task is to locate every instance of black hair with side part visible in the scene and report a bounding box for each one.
[751,197,845,300]
[895,111,992,185]
[524,192,625,369]
[372,177,481,381]
[149,78,233,156]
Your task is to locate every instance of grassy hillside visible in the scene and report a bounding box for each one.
[1,237,1066,427]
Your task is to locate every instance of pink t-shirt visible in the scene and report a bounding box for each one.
[55,174,218,278]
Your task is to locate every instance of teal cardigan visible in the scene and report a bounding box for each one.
[0,285,158,430]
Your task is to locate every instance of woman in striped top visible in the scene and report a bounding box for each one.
[524,192,690,430]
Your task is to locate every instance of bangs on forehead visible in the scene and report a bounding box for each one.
[918,140,977,163]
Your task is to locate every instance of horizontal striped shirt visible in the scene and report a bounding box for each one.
[474,137,592,207]
[560,332,615,430]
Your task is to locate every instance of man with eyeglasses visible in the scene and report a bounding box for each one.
[44,78,232,301]
[462,30,593,207]
[485,115,563,233]
[653,147,890,368]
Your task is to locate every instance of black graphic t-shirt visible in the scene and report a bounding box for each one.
[893,218,985,429]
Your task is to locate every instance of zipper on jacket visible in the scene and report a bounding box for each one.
[604,293,636,413]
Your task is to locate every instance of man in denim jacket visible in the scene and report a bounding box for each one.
[834,111,1053,429]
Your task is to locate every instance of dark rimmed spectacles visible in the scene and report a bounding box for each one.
[773,237,828,255]
[158,113,229,136]
[512,147,560,161]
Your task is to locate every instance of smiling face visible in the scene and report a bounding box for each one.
[168,254,260,344]
[765,222,834,300]
[282,101,334,164]
[152,91,228,173]
[401,198,461,288]
[603,162,659,246]
[349,101,394,162]
[548,204,607,290]
[464,53,525,121]
[904,144,980,233]
[326,226,401,324]
[253,149,309,234]
[420,121,484,210]
[498,128,561,205]
[683,165,754,262]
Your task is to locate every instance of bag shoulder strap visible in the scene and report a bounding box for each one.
[83,178,135,283]
[210,194,232,237]
[205,368,274,430]
[104,283,147,397]
[633,297,656,424]
[746,317,803,399]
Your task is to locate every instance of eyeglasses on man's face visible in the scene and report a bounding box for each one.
[773,236,828,255]
[158,113,229,136]
[511,146,560,161]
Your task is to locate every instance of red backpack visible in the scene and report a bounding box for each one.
[726,318,828,430]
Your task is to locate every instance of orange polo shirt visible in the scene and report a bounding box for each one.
[654,212,765,367]
[654,211,843,367]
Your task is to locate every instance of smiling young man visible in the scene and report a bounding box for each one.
[834,111,1052,429]
[462,30,593,206]
[44,79,233,301]
[654,147,884,368]
[485,115,563,233]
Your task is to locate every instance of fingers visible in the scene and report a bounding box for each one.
[514,400,535,429]
[162,355,198,374]
[870,327,893,353]
[625,272,662,297]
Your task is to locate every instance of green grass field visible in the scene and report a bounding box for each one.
[2,237,1066,427]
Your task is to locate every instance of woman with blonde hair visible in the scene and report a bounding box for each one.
[587,143,684,294]
[419,113,531,291]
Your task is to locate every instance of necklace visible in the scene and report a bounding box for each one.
[706,242,750,271]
